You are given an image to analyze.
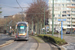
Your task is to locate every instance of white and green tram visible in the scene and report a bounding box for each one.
[15,22,29,41]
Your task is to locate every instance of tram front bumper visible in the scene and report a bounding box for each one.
[15,36,28,40]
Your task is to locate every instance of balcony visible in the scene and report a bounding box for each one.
[72,20,75,21]
[67,19,70,21]
[72,23,75,25]
[72,13,75,14]
[72,16,75,18]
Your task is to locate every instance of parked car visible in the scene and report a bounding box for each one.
[66,31,70,34]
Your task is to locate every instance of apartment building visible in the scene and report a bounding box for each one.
[48,0,75,33]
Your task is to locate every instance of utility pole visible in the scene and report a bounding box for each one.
[71,8,72,34]
[44,7,45,34]
[32,17,33,34]
[52,0,54,36]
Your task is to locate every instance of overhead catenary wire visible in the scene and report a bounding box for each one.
[16,0,23,12]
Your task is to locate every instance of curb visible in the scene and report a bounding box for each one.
[51,43,69,50]
[62,46,67,50]
[50,45,65,50]
[62,43,70,50]
[0,40,14,48]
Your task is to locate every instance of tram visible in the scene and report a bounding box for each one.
[15,22,29,40]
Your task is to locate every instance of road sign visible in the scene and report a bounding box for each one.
[58,19,66,21]
[58,19,66,39]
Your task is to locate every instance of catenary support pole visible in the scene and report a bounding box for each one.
[52,0,54,36]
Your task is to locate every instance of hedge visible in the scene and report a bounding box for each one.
[38,34,67,45]
[47,31,58,34]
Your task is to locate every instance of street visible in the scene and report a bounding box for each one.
[65,43,75,50]
[63,35,75,50]
[0,34,14,45]
[0,34,38,50]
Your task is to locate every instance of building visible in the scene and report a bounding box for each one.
[48,0,75,33]
[4,16,9,18]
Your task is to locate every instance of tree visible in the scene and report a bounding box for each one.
[0,14,23,32]
[26,0,50,34]
[0,7,2,13]
[26,0,49,24]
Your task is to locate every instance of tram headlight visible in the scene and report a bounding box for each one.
[25,33,26,35]
[18,33,26,36]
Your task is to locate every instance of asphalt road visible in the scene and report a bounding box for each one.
[65,43,75,50]
[0,34,14,45]
[0,36,38,50]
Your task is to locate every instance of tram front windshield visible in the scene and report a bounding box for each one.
[17,26,27,34]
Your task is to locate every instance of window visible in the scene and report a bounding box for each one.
[67,8,70,10]
[67,0,71,1]
[62,15,66,17]
[62,4,64,7]
[62,8,67,10]
[67,25,70,27]
[67,0,71,3]
[72,18,75,20]
[63,11,66,13]
[72,11,75,13]
[72,14,75,16]
[67,22,70,23]
[72,0,75,2]
[72,4,75,6]
[73,25,75,27]
[67,18,70,20]
[67,4,70,6]
[67,14,70,16]
[56,0,61,3]
[67,11,70,13]
[62,0,66,3]
[58,14,60,17]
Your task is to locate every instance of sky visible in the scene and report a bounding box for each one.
[0,0,48,18]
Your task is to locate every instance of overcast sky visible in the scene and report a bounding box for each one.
[0,0,48,17]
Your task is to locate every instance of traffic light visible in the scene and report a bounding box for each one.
[45,19,48,25]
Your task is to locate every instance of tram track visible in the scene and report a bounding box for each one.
[35,39,39,50]
[30,36,39,50]
[13,41,27,50]
[0,36,39,50]
[14,37,39,50]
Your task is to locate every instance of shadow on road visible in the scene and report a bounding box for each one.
[14,39,28,42]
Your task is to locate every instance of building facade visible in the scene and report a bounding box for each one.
[48,0,75,32]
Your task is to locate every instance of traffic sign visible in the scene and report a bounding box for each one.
[58,19,66,39]
[58,19,66,21]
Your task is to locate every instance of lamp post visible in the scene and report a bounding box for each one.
[52,0,54,36]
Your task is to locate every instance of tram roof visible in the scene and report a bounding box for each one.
[17,21,28,25]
